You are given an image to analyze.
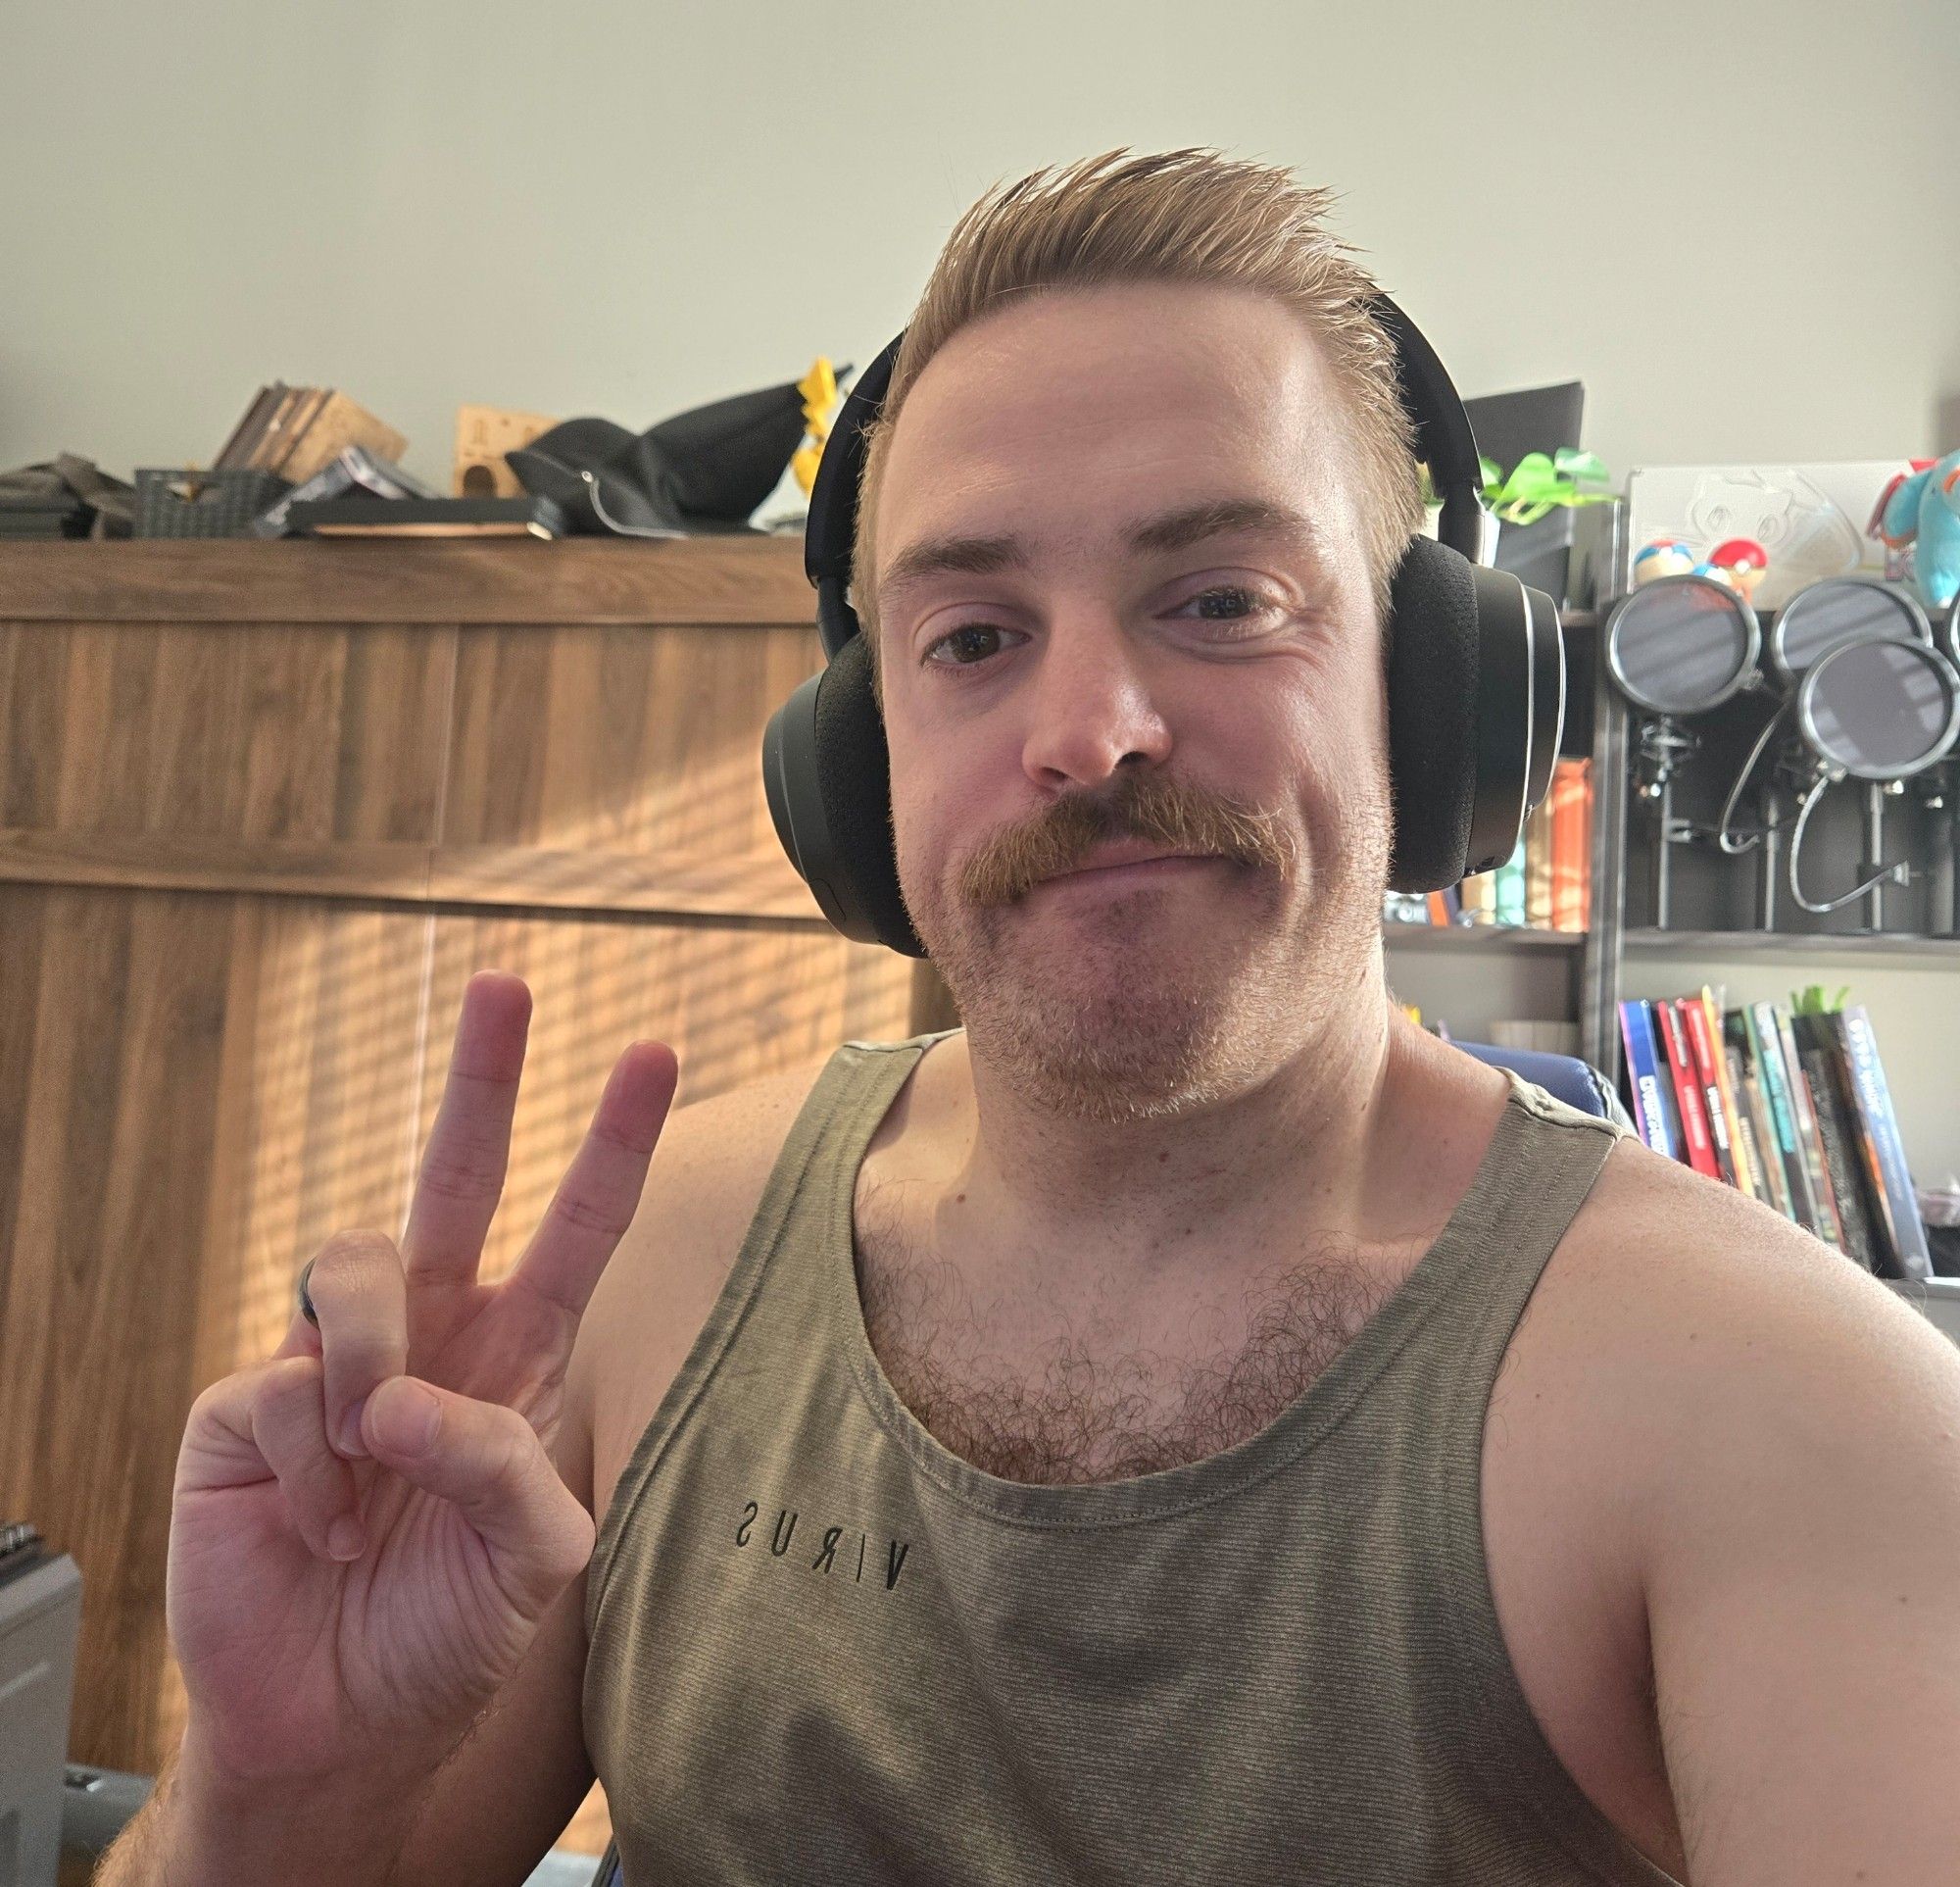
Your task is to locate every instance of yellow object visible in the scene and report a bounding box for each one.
[790,357,841,496]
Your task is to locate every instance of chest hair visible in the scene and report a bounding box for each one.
[852,1180,1400,1486]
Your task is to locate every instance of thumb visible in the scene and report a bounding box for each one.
[364,1376,593,1607]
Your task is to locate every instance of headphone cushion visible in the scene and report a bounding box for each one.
[810,631,921,953]
[1386,535,1481,894]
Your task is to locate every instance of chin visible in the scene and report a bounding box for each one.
[926,919,1293,1124]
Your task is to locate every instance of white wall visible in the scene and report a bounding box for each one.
[5,0,1956,1175]
[4,1,1957,487]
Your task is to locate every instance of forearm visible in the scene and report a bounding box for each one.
[93,1732,432,1887]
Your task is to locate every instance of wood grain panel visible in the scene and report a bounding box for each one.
[0,540,919,1862]
[0,537,814,624]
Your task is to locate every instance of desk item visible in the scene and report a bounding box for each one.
[455,405,560,498]
[0,1523,82,1885]
[134,467,292,537]
[289,494,569,539]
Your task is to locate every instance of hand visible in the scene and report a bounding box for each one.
[165,970,678,1788]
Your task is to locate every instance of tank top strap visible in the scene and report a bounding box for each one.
[1402,1070,1659,1879]
[586,1027,952,1627]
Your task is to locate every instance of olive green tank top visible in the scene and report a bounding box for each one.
[584,1028,1683,1885]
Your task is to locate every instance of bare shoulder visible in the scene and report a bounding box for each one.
[570,1051,842,1523]
[1512,1131,1960,1539]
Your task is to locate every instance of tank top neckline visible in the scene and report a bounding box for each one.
[827,1035,1556,1530]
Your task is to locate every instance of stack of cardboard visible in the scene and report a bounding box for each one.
[212,385,408,486]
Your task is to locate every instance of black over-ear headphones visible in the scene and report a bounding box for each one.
[761,295,1566,958]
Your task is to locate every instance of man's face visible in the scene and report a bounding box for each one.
[870,279,1394,1122]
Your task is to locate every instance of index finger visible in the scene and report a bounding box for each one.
[400,970,533,1288]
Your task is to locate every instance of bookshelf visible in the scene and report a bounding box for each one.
[1401,607,1960,1187]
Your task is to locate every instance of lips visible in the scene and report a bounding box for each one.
[1048,845,1208,880]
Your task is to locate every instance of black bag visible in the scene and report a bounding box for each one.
[508,372,839,536]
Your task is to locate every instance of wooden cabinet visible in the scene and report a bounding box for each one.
[0,538,920,1850]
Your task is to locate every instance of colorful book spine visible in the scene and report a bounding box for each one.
[1831,1006,1932,1280]
[1790,1014,1880,1270]
[1681,997,1740,1191]
[1775,1009,1841,1249]
[1548,760,1592,932]
[1524,795,1555,928]
[1493,836,1527,926]
[1698,988,1755,1201]
[1726,1016,1793,1222]
[1656,1000,1719,1179]
[1747,1002,1819,1233]
[1619,1000,1672,1155]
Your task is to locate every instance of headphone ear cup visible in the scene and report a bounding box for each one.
[1385,535,1481,893]
[765,629,926,958]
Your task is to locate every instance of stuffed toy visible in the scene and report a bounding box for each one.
[1873,450,1960,611]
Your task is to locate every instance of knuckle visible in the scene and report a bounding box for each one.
[417,1131,508,1203]
[486,1410,542,1496]
[309,1231,400,1299]
[548,1187,633,1240]
[306,1231,394,1286]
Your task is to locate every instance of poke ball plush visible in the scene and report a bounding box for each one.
[1707,536,1769,599]
[1691,561,1741,592]
[1634,538,1696,585]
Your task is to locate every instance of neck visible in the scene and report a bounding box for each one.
[928,952,1438,1307]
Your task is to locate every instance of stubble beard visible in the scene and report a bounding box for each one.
[909,792,1392,1125]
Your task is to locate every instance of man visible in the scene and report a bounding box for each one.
[116,149,1960,1886]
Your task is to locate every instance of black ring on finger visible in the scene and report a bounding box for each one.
[297,1256,318,1327]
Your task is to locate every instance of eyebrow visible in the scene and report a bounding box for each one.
[873,496,1329,615]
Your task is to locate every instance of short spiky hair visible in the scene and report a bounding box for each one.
[848,147,1426,707]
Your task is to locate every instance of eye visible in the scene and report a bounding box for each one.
[917,584,1285,673]
[1172,584,1284,632]
[920,621,1025,670]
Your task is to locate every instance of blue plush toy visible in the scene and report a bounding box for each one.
[1876,449,1960,611]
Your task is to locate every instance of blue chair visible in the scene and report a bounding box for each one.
[1452,1040,1629,1128]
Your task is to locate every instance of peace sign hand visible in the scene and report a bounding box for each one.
[166,971,677,1791]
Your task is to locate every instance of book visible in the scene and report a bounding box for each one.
[288,494,568,539]
[1549,759,1591,931]
[1697,988,1755,1202]
[1524,794,1555,927]
[1619,1000,1673,1156]
[247,387,312,472]
[1829,1006,1932,1280]
[1680,997,1740,1190]
[1493,836,1526,925]
[213,382,283,472]
[1459,870,1496,925]
[265,385,335,477]
[279,391,409,486]
[1790,1013,1880,1270]
[1655,1000,1719,1179]
[1775,1008,1841,1249]
[249,446,440,538]
[1726,1016,1793,1221]
[1746,1002,1820,1233]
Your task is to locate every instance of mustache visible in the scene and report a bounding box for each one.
[959,770,1297,907]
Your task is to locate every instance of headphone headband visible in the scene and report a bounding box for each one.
[805,291,1488,620]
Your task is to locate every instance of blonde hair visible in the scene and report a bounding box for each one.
[849,146,1426,706]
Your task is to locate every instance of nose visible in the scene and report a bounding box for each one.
[1019,605,1174,792]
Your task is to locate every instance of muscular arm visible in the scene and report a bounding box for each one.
[1638,1216,1960,1882]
